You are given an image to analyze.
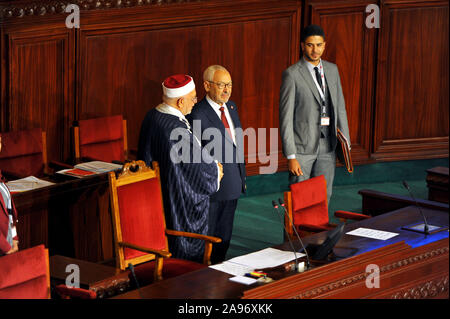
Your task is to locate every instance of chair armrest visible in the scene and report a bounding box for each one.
[334,210,371,221]
[54,284,97,299]
[298,223,333,233]
[166,229,221,265]
[165,229,222,243]
[118,242,172,258]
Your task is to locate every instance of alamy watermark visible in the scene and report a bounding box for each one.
[65,263,80,288]
[170,121,278,174]
[365,4,380,29]
[365,264,380,289]
[65,4,80,29]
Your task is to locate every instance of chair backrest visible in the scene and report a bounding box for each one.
[0,129,47,178]
[288,175,329,228]
[109,160,167,270]
[74,115,127,163]
[0,244,50,299]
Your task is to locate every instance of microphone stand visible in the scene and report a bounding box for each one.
[272,200,300,272]
[278,198,311,270]
[128,263,144,299]
[402,181,429,235]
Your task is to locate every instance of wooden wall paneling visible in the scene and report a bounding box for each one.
[76,1,302,176]
[373,0,449,161]
[305,0,379,164]
[1,24,75,162]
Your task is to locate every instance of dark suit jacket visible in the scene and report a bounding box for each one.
[187,97,246,201]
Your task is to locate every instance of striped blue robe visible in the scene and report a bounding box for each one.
[138,107,218,262]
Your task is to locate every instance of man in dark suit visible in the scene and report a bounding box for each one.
[279,25,351,204]
[187,65,246,264]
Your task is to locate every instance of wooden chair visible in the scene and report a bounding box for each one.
[0,244,50,299]
[108,160,221,285]
[283,175,370,239]
[0,129,48,179]
[73,115,128,163]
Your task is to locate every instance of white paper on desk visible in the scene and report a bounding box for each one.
[74,161,122,173]
[229,276,257,285]
[6,176,55,192]
[346,227,399,240]
[209,261,253,276]
[227,247,304,270]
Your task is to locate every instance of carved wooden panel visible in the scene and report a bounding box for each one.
[2,28,74,161]
[305,0,379,164]
[373,0,449,160]
[0,0,214,19]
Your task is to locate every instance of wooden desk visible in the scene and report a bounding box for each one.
[13,172,114,262]
[50,255,130,299]
[358,189,448,216]
[426,166,449,203]
[114,206,449,299]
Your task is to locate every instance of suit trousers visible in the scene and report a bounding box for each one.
[289,137,336,204]
[208,199,238,264]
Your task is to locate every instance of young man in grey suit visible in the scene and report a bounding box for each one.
[279,24,351,203]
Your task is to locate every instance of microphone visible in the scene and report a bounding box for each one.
[402,181,429,234]
[128,263,143,298]
[272,200,300,272]
[278,198,311,270]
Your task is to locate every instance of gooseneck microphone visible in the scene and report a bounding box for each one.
[278,198,311,269]
[402,181,429,234]
[272,200,299,272]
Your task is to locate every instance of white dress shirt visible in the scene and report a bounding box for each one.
[206,95,236,145]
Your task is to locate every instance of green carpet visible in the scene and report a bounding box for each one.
[226,158,448,260]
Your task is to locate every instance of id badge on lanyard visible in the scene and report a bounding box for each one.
[316,69,329,127]
[320,101,330,126]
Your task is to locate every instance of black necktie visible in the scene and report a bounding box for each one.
[314,66,323,93]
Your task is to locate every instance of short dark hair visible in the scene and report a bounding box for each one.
[301,24,325,42]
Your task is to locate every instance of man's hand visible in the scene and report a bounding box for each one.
[288,158,303,176]
[217,162,224,181]
[6,240,19,255]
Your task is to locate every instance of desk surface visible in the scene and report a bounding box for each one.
[114,205,449,299]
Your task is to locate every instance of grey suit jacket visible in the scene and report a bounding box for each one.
[279,58,351,157]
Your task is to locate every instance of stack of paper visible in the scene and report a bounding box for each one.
[6,176,55,192]
[346,227,399,240]
[74,161,123,173]
[209,248,304,276]
[57,161,123,178]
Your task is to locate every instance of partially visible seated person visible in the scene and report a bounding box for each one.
[0,133,19,255]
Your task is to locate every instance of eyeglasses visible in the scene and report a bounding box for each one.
[208,81,233,89]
